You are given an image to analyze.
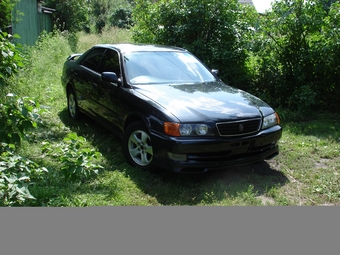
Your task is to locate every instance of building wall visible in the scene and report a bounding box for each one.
[12,0,53,46]
[12,0,39,45]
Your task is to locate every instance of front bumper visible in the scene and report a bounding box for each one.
[150,125,282,173]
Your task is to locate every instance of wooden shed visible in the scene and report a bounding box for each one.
[11,0,55,45]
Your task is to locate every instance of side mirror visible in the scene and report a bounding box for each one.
[102,72,120,84]
[211,69,219,76]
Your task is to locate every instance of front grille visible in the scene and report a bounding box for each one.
[216,118,261,136]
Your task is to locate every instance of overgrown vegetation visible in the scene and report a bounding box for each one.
[0,94,48,206]
[0,143,48,206]
[1,0,340,206]
[44,0,91,33]
[0,93,44,146]
[249,0,340,113]
[132,0,254,87]
[0,31,24,86]
[0,0,19,30]
[44,0,134,34]
[42,133,104,182]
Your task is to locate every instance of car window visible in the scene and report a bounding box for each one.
[123,51,216,85]
[80,48,106,72]
[98,49,121,77]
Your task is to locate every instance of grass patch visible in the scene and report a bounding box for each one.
[2,28,340,206]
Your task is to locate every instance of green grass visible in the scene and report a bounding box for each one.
[3,28,340,206]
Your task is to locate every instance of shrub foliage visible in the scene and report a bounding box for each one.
[132,0,255,87]
[0,31,24,86]
[247,0,340,112]
[0,0,18,30]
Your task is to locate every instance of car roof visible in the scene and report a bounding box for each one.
[93,43,187,53]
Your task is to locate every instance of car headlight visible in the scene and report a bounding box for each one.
[180,124,192,135]
[262,113,280,130]
[164,122,213,136]
[195,124,209,135]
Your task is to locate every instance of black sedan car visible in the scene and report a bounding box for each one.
[61,44,282,173]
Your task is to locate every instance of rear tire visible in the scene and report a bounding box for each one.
[123,121,154,171]
[67,87,80,119]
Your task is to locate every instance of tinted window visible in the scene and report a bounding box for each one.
[98,49,121,76]
[81,48,106,71]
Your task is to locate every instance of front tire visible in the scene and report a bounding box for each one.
[123,121,154,171]
[67,87,80,119]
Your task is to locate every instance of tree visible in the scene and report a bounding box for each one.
[249,0,340,112]
[110,7,133,29]
[91,0,113,33]
[132,0,256,87]
[321,0,338,12]
[44,0,90,33]
[91,0,133,33]
[0,0,18,30]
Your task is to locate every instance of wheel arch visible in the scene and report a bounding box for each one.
[66,82,76,94]
[124,113,150,132]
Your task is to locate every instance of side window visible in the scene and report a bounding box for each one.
[80,48,106,72]
[98,49,121,77]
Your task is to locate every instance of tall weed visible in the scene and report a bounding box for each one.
[10,31,72,105]
[77,27,132,52]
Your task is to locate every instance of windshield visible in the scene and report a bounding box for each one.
[123,51,216,85]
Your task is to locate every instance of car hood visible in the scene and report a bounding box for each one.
[134,82,274,122]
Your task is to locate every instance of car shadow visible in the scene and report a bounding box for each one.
[58,108,289,206]
[125,162,288,205]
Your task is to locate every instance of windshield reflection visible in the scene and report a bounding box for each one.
[123,51,216,85]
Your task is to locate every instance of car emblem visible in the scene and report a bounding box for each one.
[239,124,244,132]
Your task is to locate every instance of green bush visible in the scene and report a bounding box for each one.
[132,0,255,87]
[89,0,134,33]
[0,31,24,86]
[0,93,45,146]
[44,0,90,33]
[0,143,48,206]
[110,7,133,29]
[0,94,47,206]
[0,0,18,30]
[42,133,104,182]
[248,0,340,113]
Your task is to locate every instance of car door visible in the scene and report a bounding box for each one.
[95,49,128,133]
[75,47,105,117]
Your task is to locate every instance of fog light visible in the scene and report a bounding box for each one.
[168,152,187,161]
